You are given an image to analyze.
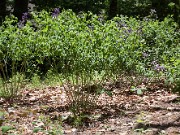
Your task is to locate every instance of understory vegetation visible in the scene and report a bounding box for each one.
[0,9,179,134]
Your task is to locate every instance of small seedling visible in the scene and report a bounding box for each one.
[130,86,147,95]
[1,126,14,134]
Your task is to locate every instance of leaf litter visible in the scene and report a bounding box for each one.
[0,79,179,135]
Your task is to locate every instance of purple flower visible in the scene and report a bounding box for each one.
[154,64,165,72]
[18,12,29,28]
[127,29,132,33]
[151,60,165,72]
[98,17,104,23]
[119,21,126,27]
[142,52,148,58]
[54,8,60,14]
[22,12,28,21]
[154,64,160,70]
[52,8,60,18]
[160,66,165,71]
[151,60,157,65]
[88,24,94,30]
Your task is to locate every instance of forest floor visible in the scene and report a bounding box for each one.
[0,79,180,135]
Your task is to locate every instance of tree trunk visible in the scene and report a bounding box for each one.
[14,0,29,20]
[0,0,6,22]
[108,0,117,19]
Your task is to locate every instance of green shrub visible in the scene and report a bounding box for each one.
[0,9,179,98]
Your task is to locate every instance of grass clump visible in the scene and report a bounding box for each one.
[0,73,25,100]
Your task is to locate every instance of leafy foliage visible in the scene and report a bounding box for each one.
[0,10,179,117]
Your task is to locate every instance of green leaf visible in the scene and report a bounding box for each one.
[130,86,136,92]
[33,127,42,133]
[169,77,174,83]
[1,126,14,134]
[105,90,113,97]
[137,89,143,95]
[168,2,175,8]
[98,89,112,97]
[136,119,144,123]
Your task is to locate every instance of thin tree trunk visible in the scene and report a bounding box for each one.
[108,0,117,19]
[14,0,29,20]
[0,0,6,22]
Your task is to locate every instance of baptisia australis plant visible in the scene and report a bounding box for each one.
[0,9,179,104]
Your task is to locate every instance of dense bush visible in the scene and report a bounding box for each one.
[0,10,179,81]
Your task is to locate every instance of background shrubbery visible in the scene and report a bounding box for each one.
[0,10,179,82]
[1,0,180,24]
